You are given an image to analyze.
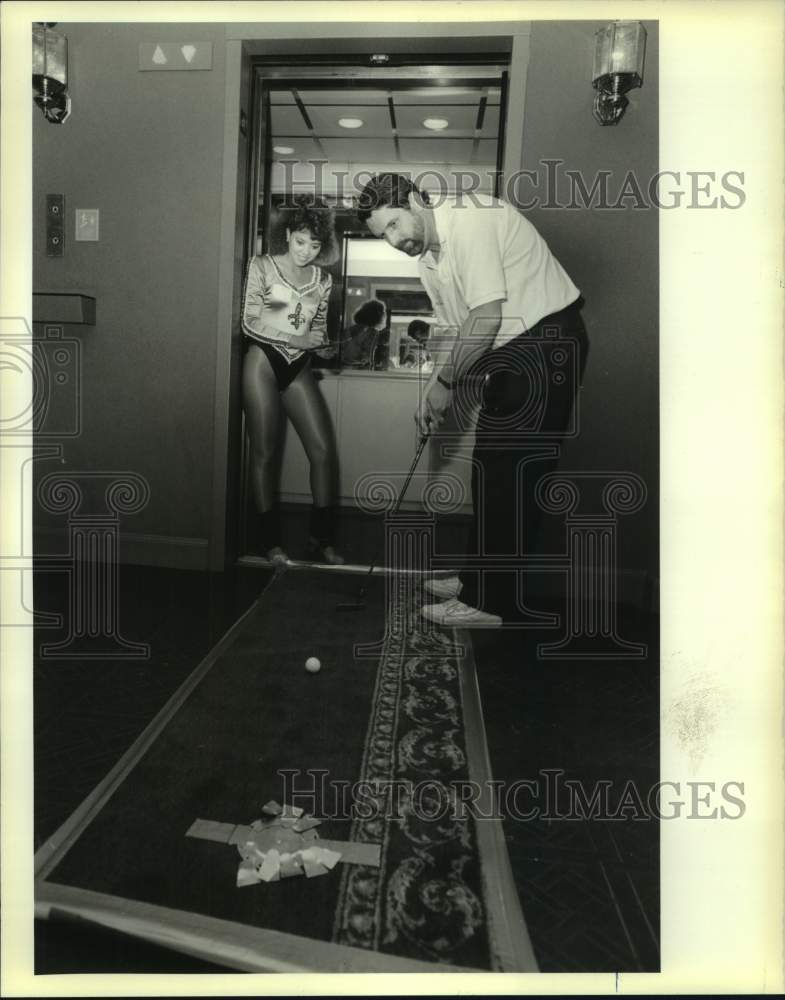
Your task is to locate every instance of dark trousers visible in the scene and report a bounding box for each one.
[457,301,589,619]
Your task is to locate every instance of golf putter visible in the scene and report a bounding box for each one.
[336,432,430,611]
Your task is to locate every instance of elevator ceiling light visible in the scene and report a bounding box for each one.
[273,145,295,154]
[338,117,364,129]
[422,117,449,131]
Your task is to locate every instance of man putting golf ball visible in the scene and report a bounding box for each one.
[357,173,588,628]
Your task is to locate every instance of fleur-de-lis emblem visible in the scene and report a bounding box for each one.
[288,302,304,330]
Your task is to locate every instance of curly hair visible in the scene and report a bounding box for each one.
[268,195,339,266]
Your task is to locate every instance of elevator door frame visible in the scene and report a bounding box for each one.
[210,26,531,570]
[237,57,510,559]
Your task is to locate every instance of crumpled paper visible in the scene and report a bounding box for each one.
[235,802,340,886]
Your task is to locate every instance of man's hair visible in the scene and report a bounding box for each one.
[353,298,386,328]
[407,319,430,342]
[356,173,430,222]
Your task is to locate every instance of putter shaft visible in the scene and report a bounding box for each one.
[336,434,429,610]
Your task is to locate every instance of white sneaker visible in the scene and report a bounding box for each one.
[420,598,502,628]
[423,576,462,600]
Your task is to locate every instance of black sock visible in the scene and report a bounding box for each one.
[309,505,336,547]
[259,506,282,551]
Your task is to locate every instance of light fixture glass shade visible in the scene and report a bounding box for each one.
[593,21,646,86]
[592,24,614,82]
[33,25,68,90]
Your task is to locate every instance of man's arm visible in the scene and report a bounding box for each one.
[440,298,503,385]
[416,299,503,435]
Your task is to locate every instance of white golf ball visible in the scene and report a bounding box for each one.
[305,656,321,673]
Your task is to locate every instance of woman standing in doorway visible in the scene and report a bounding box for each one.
[241,195,343,565]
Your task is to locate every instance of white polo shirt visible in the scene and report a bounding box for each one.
[418,195,579,350]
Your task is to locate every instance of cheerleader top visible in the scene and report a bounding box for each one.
[241,253,332,362]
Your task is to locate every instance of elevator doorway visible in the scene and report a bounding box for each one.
[239,58,509,562]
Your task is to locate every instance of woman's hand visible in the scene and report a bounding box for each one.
[290,328,326,351]
[314,344,337,359]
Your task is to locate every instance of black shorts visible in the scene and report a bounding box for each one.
[248,339,310,391]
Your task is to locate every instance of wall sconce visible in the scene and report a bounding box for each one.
[592,21,646,126]
[33,23,71,124]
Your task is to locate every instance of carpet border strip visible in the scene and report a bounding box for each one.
[456,628,540,972]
